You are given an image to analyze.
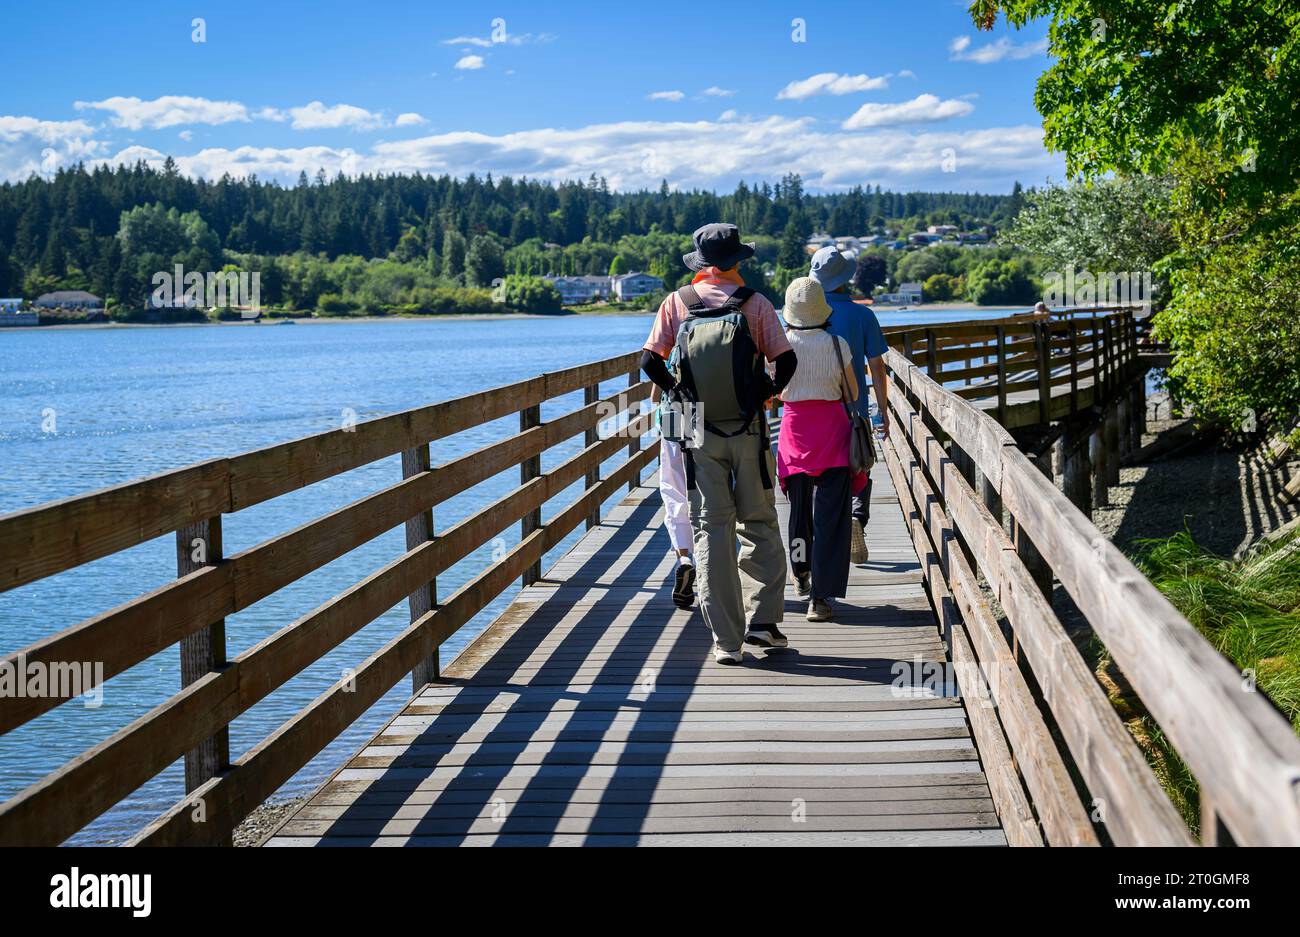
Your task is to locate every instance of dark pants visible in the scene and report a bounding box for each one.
[786,467,851,600]
[852,477,872,524]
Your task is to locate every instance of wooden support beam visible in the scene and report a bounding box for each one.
[175,516,231,845]
[1011,451,1053,599]
[995,325,1008,425]
[520,403,543,586]
[626,370,642,491]
[1090,423,1109,509]
[1060,421,1093,517]
[583,383,601,530]
[1104,403,1121,487]
[402,444,439,692]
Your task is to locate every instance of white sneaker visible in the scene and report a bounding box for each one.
[713,644,744,665]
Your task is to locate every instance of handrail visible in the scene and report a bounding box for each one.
[0,351,654,846]
[882,333,1300,845]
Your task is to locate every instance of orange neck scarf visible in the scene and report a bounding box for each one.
[692,266,745,287]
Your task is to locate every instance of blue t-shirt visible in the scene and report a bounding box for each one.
[826,291,888,417]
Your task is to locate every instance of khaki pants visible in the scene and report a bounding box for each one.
[687,421,787,652]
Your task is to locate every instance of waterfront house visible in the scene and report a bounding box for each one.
[0,299,37,326]
[542,275,614,305]
[613,272,664,302]
[877,281,925,304]
[35,290,102,310]
[0,298,22,314]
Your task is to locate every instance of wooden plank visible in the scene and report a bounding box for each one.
[175,515,229,801]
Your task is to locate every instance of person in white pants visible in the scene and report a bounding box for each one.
[653,386,696,609]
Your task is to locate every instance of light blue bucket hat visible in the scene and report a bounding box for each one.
[810,246,856,292]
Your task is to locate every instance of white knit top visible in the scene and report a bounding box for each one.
[779,328,859,403]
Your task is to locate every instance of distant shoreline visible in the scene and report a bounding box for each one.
[3,300,1013,332]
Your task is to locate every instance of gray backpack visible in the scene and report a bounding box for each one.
[671,285,765,437]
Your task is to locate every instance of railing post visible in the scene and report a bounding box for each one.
[1035,322,1050,424]
[402,443,439,690]
[1104,402,1121,487]
[1061,419,1093,517]
[1090,316,1102,406]
[521,403,543,585]
[1068,321,1080,415]
[925,329,939,379]
[627,369,641,492]
[995,325,1008,425]
[176,515,230,833]
[902,331,915,363]
[584,383,601,530]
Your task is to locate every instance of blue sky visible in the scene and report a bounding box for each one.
[0,0,1063,193]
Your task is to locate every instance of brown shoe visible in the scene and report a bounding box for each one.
[850,518,869,564]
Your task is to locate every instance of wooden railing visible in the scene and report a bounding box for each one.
[880,308,1142,429]
[881,341,1300,846]
[0,352,655,846]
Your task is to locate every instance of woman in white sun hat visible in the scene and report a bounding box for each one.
[777,276,866,622]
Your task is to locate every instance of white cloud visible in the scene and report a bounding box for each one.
[898,69,916,79]
[442,32,556,47]
[74,95,252,130]
[776,72,890,100]
[394,113,427,128]
[62,114,1058,194]
[0,115,104,181]
[178,130,193,141]
[718,109,738,122]
[949,35,1048,63]
[702,86,736,98]
[286,101,384,131]
[648,90,685,102]
[454,55,485,70]
[842,94,974,129]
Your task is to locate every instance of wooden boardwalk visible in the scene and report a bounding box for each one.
[267,458,1006,846]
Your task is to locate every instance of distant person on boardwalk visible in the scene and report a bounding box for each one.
[809,246,889,562]
[651,379,695,609]
[641,223,798,665]
[777,277,865,622]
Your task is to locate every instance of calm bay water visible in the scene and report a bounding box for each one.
[0,306,1017,845]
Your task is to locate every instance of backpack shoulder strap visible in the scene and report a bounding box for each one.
[721,286,756,312]
[676,285,709,315]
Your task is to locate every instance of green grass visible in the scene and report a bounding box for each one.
[1099,528,1300,835]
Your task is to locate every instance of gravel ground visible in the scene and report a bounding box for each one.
[233,797,305,847]
[1090,394,1300,557]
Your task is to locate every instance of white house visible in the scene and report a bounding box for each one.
[877,282,924,304]
[35,290,102,310]
[613,272,664,302]
[542,275,614,305]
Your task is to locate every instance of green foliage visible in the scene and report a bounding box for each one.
[1134,529,1300,733]
[1156,180,1300,428]
[464,234,505,287]
[964,258,1039,305]
[853,253,888,294]
[974,1,1300,212]
[922,273,957,302]
[1005,176,1177,281]
[497,275,563,315]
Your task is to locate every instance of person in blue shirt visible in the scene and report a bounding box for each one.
[809,246,890,563]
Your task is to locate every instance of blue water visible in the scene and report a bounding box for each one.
[0,307,1017,845]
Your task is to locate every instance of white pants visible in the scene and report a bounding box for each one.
[659,436,693,553]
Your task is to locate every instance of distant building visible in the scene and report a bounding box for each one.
[877,282,924,304]
[0,299,36,326]
[542,275,613,305]
[927,224,959,236]
[908,233,942,247]
[958,232,990,245]
[613,272,663,302]
[35,290,102,310]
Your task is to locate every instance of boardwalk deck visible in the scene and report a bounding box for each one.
[267,458,1007,847]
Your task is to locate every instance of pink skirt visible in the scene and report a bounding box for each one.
[777,399,869,495]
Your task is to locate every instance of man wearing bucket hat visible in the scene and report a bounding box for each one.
[640,223,799,665]
[809,246,889,563]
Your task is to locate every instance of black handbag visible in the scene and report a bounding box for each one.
[829,334,876,474]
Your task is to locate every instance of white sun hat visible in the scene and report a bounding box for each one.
[782,276,833,328]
